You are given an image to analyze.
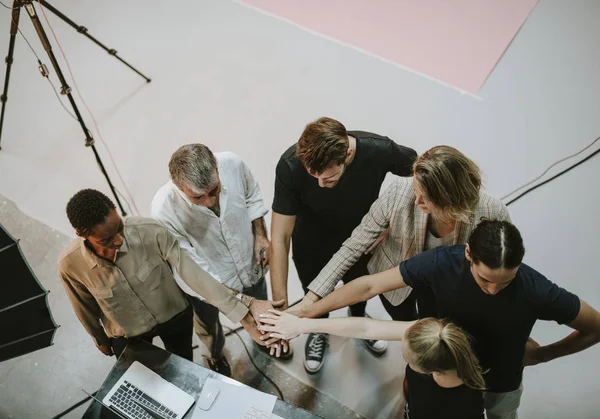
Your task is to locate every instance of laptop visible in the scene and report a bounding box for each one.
[102,361,195,419]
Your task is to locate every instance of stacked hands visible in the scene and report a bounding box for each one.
[243,297,290,357]
[243,235,317,357]
[245,230,389,354]
[247,293,318,356]
[259,310,304,341]
[243,292,318,357]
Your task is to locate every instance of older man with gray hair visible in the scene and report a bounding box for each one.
[151,144,289,377]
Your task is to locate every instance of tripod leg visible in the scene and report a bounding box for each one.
[23,2,128,215]
[37,0,151,83]
[0,3,22,150]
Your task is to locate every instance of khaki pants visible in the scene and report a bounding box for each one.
[484,383,524,419]
[190,278,268,360]
[189,297,226,360]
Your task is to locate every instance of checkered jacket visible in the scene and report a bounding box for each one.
[307,177,511,305]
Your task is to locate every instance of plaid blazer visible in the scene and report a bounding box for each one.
[308,177,511,305]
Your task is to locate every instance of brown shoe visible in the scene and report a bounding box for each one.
[207,356,232,377]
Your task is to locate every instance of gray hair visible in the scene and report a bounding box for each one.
[169,144,218,194]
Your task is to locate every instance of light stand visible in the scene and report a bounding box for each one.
[0,0,152,215]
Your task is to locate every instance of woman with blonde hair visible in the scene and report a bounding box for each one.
[260,311,486,419]
[296,145,510,321]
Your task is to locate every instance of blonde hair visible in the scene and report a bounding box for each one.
[405,318,486,390]
[413,146,481,223]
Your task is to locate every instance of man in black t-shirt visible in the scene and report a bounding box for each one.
[300,219,600,419]
[270,117,417,373]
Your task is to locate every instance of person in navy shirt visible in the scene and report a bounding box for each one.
[299,219,600,419]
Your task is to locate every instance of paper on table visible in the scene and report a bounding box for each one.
[191,377,277,418]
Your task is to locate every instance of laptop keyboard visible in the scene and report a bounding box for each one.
[109,380,175,419]
[244,406,283,419]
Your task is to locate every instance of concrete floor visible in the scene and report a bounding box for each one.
[0,0,599,418]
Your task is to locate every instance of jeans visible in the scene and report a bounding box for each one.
[111,304,193,361]
[483,383,524,419]
[188,277,268,360]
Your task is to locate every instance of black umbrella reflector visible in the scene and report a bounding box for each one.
[0,224,13,248]
[0,223,59,362]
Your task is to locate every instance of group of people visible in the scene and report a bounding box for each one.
[58,117,600,419]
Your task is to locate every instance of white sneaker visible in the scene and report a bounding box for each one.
[348,309,388,356]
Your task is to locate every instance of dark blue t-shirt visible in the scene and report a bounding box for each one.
[400,245,580,393]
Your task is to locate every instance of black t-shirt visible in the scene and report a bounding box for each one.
[404,365,484,419]
[400,245,581,393]
[272,131,416,265]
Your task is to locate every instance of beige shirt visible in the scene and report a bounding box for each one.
[308,177,511,305]
[58,217,248,346]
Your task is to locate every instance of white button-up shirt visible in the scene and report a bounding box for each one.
[151,152,268,298]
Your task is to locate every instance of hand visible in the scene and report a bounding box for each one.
[523,337,545,366]
[260,293,318,346]
[366,229,389,254]
[96,342,114,356]
[258,309,306,341]
[285,292,319,317]
[245,298,290,357]
[254,235,270,267]
[240,312,267,346]
[267,339,290,358]
[248,297,286,327]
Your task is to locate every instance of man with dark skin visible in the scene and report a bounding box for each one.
[59,189,274,360]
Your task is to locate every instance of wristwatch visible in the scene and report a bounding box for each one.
[235,293,254,308]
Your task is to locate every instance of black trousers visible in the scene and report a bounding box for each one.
[380,287,438,321]
[293,254,370,318]
[111,304,194,361]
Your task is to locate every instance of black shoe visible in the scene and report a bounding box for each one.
[303,333,328,374]
[348,309,388,356]
[207,356,232,377]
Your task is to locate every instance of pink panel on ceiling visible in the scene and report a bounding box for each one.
[240,0,539,93]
